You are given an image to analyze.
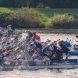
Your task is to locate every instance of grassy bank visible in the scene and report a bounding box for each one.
[1,7,77,16]
[0,7,78,28]
[35,8,78,17]
[0,7,18,13]
[0,7,78,17]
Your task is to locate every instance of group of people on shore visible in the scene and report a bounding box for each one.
[0,26,71,66]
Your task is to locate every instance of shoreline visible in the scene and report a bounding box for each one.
[17,29,78,34]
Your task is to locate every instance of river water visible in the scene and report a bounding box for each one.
[0,69,78,78]
[22,33,75,45]
[0,33,78,78]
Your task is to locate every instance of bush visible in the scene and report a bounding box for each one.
[1,9,78,29]
[7,8,44,28]
[48,14,75,29]
[0,13,10,27]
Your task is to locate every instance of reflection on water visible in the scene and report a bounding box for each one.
[0,33,77,78]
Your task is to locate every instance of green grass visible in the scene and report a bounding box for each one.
[35,8,78,17]
[0,7,78,24]
[0,7,78,16]
[0,7,78,28]
[0,7,18,13]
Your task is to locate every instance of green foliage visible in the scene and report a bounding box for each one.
[7,8,44,28]
[0,7,18,13]
[0,8,78,29]
[0,13,10,27]
[48,14,76,28]
[35,8,78,17]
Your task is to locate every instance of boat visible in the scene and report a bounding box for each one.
[1,63,78,71]
[68,51,78,56]
[1,31,78,70]
[0,58,78,71]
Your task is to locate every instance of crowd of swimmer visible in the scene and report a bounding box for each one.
[0,25,71,66]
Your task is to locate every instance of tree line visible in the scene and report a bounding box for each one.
[0,0,78,8]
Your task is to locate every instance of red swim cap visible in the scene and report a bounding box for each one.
[35,35,40,41]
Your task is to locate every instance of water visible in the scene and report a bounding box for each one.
[40,33,75,42]
[0,33,78,78]
[22,33,75,44]
[0,69,78,78]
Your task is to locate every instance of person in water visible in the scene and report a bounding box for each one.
[59,40,70,59]
[32,32,41,41]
